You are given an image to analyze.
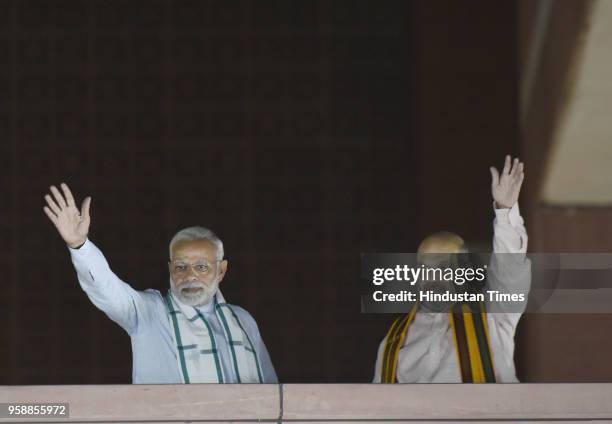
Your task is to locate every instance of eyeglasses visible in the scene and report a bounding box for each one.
[169,260,221,276]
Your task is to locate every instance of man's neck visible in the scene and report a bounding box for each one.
[195,297,215,314]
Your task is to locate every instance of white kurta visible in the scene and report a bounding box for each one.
[69,239,278,384]
[373,203,531,383]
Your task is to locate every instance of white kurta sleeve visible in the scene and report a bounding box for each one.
[487,202,532,325]
[492,202,528,256]
[69,238,152,335]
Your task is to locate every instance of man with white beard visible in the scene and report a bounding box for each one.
[43,183,277,384]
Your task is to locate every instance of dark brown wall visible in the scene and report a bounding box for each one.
[0,0,518,384]
[412,0,518,240]
[518,208,612,382]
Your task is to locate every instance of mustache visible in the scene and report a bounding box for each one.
[178,281,206,291]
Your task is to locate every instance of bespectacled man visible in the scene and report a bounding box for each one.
[44,184,277,384]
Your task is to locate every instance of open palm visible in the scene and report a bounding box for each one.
[490,155,524,209]
[43,183,91,248]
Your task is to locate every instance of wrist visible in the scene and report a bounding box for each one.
[68,238,87,249]
[494,201,512,209]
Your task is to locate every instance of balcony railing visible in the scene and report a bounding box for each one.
[1,383,612,422]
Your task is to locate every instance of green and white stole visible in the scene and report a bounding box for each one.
[165,290,264,383]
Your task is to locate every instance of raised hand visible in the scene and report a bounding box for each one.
[490,155,524,209]
[43,183,92,248]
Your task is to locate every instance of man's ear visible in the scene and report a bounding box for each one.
[218,260,228,283]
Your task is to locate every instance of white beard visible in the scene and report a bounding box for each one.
[170,276,219,307]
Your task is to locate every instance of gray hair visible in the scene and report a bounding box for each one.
[169,226,224,260]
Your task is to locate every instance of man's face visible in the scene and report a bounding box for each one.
[169,239,228,306]
[417,255,457,313]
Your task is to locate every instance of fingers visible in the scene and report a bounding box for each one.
[80,196,92,222]
[502,155,511,175]
[515,167,525,187]
[490,167,499,186]
[43,206,59,226]
[49,185,68,209]
[44,194,62,215]
[509,158,519,176]
[511,163,525,196]
[511,161,524,180]
[60,183,76,208]
[501,155,525,179]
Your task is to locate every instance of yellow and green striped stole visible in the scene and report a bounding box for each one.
[380,302,496,383]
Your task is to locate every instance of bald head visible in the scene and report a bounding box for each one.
[417,231,467,266]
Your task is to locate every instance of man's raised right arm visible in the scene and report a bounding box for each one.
[43,183,149,335]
